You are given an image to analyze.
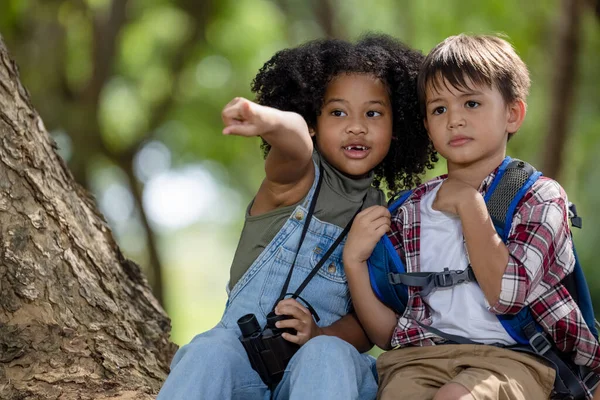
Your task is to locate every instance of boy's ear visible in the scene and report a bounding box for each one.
[506,99,526,134]
[309,128,316,137]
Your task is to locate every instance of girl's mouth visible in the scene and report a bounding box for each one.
[343,145,370,159]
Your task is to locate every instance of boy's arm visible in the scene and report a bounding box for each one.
[455,188,508,306]
[436,178,573,312]
[222,97,314,213]
[485,180,574,314]
[343,206,399,350]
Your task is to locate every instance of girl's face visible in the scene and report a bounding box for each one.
[313,73,393,178]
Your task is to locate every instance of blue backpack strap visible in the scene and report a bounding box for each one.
[484,158,542,344]
[387,189,413,212]
[569,242,599,339]
[485,157,542,242]
[564,202,598,339]
[483,156,513,204]
[366,190,413,312]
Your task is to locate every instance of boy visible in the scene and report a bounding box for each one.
[343,34,600,399]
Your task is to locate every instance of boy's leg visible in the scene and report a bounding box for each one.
[273,335,378,400]
[376,346,447,400]
[432,383,475,400]
[446,345,555,400]
[157,325,267,400]
[377,344,555,400]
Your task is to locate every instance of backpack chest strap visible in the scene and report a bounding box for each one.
[388,266,476,297]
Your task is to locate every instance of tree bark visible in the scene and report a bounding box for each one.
[0,35,176,400]
[542,0,582,179]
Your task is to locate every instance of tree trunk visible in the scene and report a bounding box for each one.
[541,0,582,179]
[0,35,176,400]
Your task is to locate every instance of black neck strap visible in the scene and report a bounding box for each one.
[274,164,367,322]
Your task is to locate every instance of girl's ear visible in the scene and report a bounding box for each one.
[507,99,526,134]
[309,128,316,137]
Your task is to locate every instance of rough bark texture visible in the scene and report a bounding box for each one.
[0,36,177,400]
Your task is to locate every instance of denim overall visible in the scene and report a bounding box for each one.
[157,166,378,400]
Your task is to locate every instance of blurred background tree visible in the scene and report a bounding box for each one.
[0,0,598,347]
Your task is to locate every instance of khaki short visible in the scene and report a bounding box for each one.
[376,344,555,400]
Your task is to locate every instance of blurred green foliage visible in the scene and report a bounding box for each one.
[0,0,599,346]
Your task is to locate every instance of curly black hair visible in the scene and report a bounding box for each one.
[251,33,437,191]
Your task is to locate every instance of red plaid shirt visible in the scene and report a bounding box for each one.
[387,168,600,375]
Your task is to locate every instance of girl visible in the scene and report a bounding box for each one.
[158,33,436,400]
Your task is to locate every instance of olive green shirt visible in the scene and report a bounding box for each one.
[228,152,386,290]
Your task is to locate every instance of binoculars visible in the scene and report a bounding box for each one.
[237,311,300,388]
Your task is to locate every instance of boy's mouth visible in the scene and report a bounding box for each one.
[448,135,473,147]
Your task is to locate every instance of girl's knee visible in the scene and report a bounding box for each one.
[299,335,353,357]
[291,335,358,369]
[172,333,246,369]
[433,383,474,400]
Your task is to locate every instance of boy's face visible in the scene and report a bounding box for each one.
[313,73,393,178]
[423,76,525,170]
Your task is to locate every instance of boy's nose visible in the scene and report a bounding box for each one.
[447,113,466,129]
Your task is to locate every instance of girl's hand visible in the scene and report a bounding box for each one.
[221,97,282,137]
[274,298,323,346]
[343,205,391,267]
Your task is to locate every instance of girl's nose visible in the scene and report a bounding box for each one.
[346,117,367,135]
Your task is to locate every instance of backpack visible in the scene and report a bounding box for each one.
[367,156,600,399]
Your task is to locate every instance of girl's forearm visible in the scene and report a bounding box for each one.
[345,261,397,350]
[320,313,373,353]
[262,111,314,185]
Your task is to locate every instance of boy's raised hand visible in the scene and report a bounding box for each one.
[343,205,391,267]
[432,178,478,215]
[221,97,281,137]
[274,298,323,346]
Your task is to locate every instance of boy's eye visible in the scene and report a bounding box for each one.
[331,110,347,117]
[366,110,382,117]
[432,106,446,115]
[465,101,480,108]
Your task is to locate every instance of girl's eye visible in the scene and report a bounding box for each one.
[432,106,446,115]
[466,101,480,108]
[366,110,382,117]
[331,110,347,117]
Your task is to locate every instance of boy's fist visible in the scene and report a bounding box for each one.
[432,178,478,215]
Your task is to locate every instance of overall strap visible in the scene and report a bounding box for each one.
[274,163,367,321]
[300,159,321,209]
[274,165,324,316]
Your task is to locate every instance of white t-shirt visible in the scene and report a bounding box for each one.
[419,183,516,345]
